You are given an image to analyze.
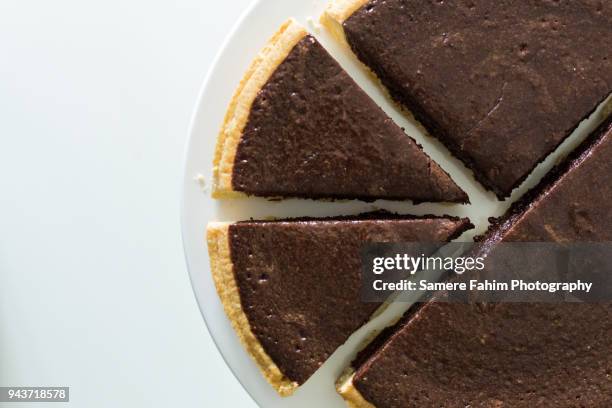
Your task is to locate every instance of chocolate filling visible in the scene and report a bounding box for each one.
[344,0,612,198]
[227,213,473,384]
[232,36,468,203]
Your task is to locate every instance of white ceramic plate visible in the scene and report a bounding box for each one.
[181,0,611,405]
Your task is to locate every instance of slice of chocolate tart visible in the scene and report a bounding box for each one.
[212,19,467,203]
[206,212,473,396]
[322,0,612,198]
[337,117,612,407]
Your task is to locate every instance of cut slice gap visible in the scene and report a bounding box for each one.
[318,5,511,208]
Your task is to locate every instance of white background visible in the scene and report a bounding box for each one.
[0,0,255,406]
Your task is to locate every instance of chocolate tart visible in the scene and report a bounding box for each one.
[212,19,467,203]
[338,117,612,407]
[206,212,472,396]
[322,0,612,198]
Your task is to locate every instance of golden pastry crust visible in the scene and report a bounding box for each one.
[320,0,369,45]
[337,371,376,408]
[212,19,308,199]
[206,223,299,396]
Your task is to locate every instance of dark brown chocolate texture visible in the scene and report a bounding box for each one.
[228,213,472,385]
[343,0,612,198]
[233,36,468,203]
[350,117,612,407]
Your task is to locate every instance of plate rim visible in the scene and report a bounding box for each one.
[180,0,262,405]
